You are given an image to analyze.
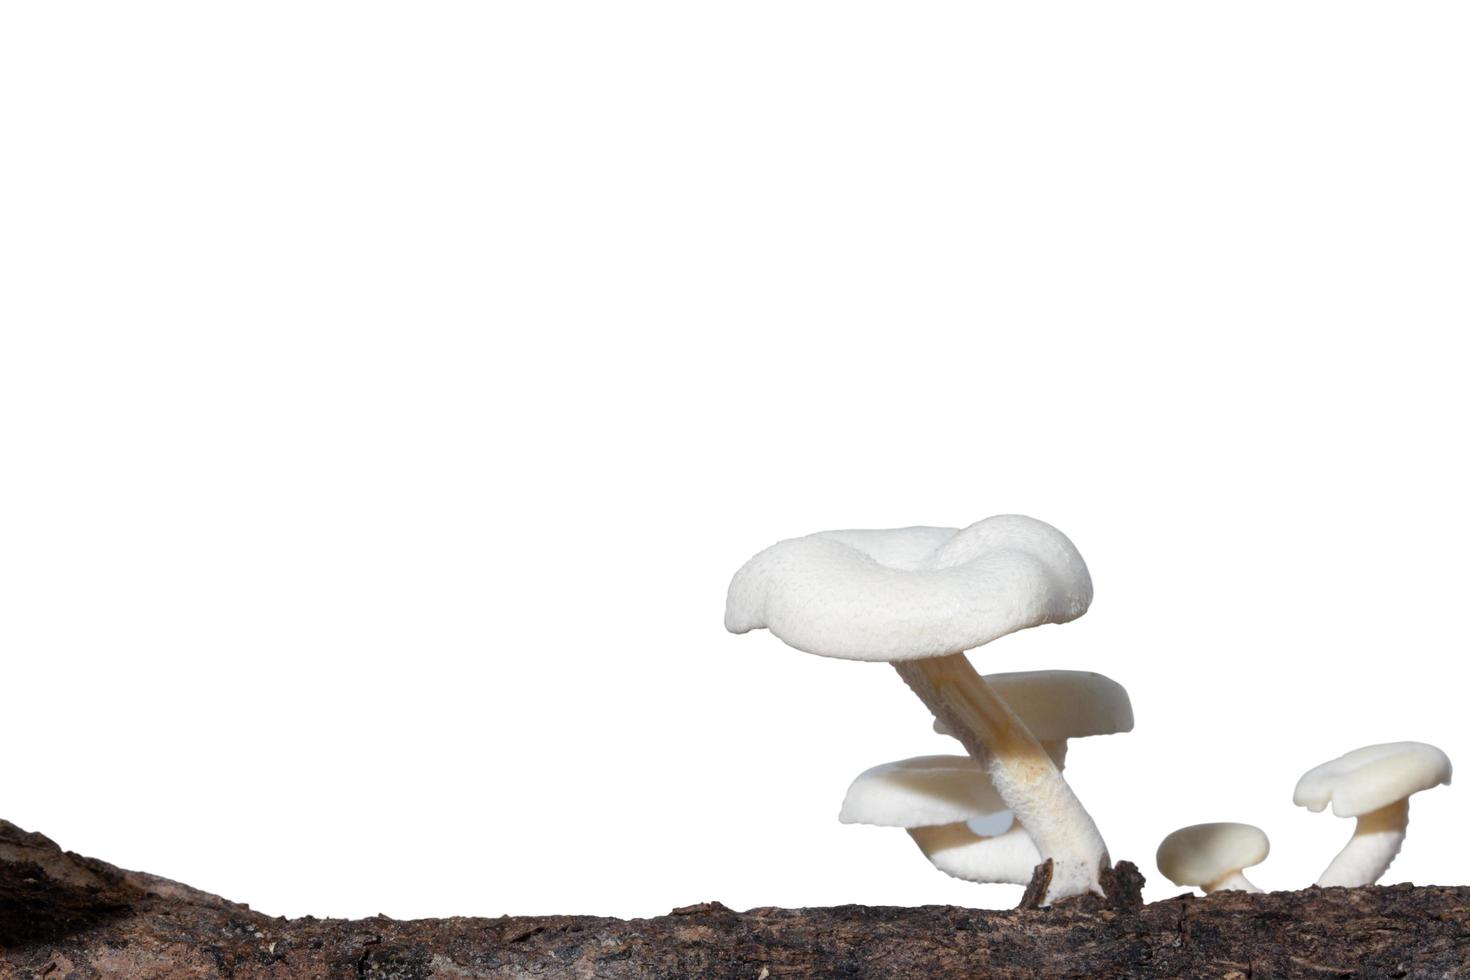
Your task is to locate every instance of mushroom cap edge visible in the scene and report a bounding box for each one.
[1293,741,1452,818]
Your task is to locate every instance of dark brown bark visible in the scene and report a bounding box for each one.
[3,819,1469,979]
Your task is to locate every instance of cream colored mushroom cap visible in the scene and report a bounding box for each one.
[1156,823,1269,888]
[725,515,1093,663]
[1293,741,1452,818]
[838,755,1007,829]
[981,670,1133,741]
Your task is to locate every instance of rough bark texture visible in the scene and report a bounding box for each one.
[4,819,1469,979]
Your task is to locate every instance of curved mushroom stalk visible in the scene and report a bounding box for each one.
[1317,799,1409,887]
[935,717,1069,769]
[909,822,1042,885]
[895,653,1108,902]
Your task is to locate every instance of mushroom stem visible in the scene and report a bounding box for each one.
[1204,870,1261,894]
[893,653,1109,901]
[1316,799,1410,887]
[908,822,1042,886]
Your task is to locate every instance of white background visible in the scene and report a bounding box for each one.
[2,3,1467,920]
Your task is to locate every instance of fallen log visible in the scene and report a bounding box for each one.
[3,819,1468,978]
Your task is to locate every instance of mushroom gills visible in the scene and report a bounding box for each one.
[909,822,1042,885]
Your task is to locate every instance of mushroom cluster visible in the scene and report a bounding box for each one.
[726,515,1127,902]
[1155,741,1452,895]
[840,671,1132,888]
[726,515,1456,903]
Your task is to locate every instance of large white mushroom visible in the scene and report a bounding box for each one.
[727,515,1107,901]
[1293,741,1452,887]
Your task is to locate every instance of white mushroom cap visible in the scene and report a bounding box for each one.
[1293,742,1452,818]
[1156,823,1269,890]
[932,670,1133,742]
[725,515,1092,662]
[838,756,1008,830]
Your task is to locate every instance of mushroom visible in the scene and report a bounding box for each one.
[1293,741,1452,887]
[838,755,1042,885]
[1156,823,1270,894]
[727,515,1107,900]
[932,670,1134,769]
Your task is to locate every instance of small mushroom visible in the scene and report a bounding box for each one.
[727,516,1106,901]
[1293,741,1452,887]
[1156,823,1270,894]
[932,670,1134,769]
[838,755,1041,885]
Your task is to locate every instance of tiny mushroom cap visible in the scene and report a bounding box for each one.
[1156,823,1270,893]
[839,756,1010,834]
[725,515,1092,662]
[1293,742,1452,818]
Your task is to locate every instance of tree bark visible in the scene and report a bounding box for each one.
[3,819,1468,979]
